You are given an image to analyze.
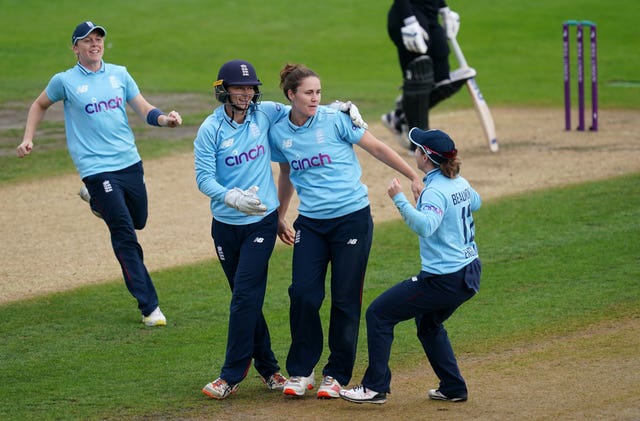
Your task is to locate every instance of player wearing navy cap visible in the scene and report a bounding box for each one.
[196,60,367,400]
[340,128,481,404]
[16,21,182,327]
[269,63,423,399]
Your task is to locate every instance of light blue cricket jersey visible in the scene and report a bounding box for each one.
[45,61,141,178]
[268,106,368,219]
[393,168,482,274]
[194,101,289,225]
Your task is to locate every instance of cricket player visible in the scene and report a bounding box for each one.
[270,63,423,399]
[16,21,182,327]
[195,60,368,400]
[382,0,476,150]
[340,128,481,404]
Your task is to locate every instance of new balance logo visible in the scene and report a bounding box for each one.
[346,239,358,245]
[253,237,265,244]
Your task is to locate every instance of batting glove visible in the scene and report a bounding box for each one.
[401,16,429,54]
[439,7,460,40]
[329,100,368,129]
[224,186,267,216]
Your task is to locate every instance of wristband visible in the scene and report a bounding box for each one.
[146,108,164,126]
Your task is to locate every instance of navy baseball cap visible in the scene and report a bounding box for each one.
[408,128,458,164]
[72,21,106,45]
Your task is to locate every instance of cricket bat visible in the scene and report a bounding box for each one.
[449,36,499,152]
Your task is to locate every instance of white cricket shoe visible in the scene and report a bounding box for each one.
[317,375,341,399]
[381,112,411,149]
[339,384,387,404]
[381,112,403,136]
[202,377,239,400]
[79,185,91,202]
[142,307,166,327]
[283,371,315,396]
[78,185,102,218]
[261,372,287,390]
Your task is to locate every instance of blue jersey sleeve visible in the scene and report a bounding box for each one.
[194,115,228,203]
[393,190,445,237]
[45,73,65,103]
[330,106,366,145]
[122,67,140,101]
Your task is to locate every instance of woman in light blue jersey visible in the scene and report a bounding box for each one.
[340,128,481,405]
[195,60,367,400]
[195,59,289,400]
[16,21,182,327]
[269,63,423,399]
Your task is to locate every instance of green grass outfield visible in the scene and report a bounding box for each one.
[1,0,638,179]
[1,1,639,419]
[1,0,639,110]
[1,174,639,420]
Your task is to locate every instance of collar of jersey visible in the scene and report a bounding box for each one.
[76,60,105,75]
[424,167,441,184]
[287,114,315,131]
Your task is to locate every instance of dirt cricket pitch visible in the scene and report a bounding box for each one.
[1,102,639,419]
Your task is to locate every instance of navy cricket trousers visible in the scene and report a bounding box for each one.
[286,206,373,386]
[212,210,280,385]
[82,161,159,317]
[362,259,481,396]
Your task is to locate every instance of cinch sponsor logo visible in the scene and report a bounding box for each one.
[421,203,443,216]
[85,97,123,114]
[225,144,266,166]
[291,152,331,171]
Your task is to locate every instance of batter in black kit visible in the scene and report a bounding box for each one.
[383,0,476,150]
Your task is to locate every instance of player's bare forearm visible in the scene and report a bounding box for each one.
[359,133,423,200]
[17,91,52,157]
[276,163,295,245]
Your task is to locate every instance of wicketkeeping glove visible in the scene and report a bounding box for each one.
[224,186,267,216]
[439,7,460,40]
[401,15,429,54]
[329,100,368,129]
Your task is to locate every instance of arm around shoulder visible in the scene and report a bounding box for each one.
[358,131,424,200]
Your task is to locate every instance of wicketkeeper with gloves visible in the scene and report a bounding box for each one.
[194,59,367,400]
[382,0,476,150]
